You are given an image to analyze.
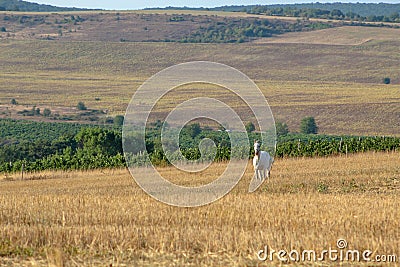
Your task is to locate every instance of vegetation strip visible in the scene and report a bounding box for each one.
[1,119,399,172]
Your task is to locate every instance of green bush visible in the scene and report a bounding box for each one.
[114,115,124,126]
[43,108,51,117]
[276,121,289,136]
[77,102,87,110]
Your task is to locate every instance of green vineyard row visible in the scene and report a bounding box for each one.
[1,136,399,173]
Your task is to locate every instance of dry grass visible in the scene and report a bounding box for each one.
[0,152,399,266]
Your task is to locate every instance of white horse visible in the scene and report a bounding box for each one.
[253,141,274,180]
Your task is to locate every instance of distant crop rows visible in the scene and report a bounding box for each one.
[0,119,90,142]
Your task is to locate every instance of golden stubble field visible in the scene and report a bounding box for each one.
[0,152,399,266]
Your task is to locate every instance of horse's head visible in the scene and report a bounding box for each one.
[254,140,261,156]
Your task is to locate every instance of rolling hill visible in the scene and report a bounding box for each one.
[0,0,97,12]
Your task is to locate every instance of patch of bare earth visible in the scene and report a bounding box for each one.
[255,26,400,45]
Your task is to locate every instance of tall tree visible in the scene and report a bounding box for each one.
[300,117,318,134]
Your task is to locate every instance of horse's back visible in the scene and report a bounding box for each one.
[258,151,271,169]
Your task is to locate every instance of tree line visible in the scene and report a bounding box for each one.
[246,3,400,18]
[148,3,400,17]
[246,6,400,23]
